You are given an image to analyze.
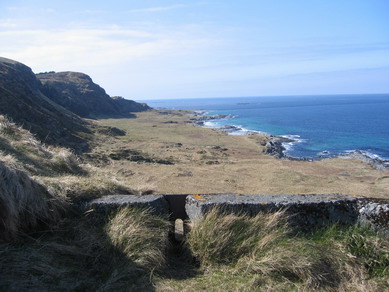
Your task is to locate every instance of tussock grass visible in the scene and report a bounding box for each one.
[0,115,138,201]
[1,113,387,291]
[311,225,389,278]
[0,160,67,241]
[46,146,85,175]
[42,174,138,201]
[185,208,388,291]
[187,209,288,266]
[106,207,170,271]
[0,116,89,240]
[0,115,85,176]
[0,207,170,291]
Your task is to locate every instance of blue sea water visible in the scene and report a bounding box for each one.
[144,94,389,160]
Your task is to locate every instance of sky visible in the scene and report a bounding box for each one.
[0,0,388,100]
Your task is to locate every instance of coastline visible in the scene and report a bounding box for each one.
[95,109,389,198]
[189,110,389,170]
[190,111,293,158]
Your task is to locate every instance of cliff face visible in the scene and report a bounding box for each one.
[111,96,150,114]
[37,72,150,118]
[0,57,91,150]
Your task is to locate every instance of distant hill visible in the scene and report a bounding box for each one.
[0,57,150,151]
[0,57,92,151]
[111,96,151,113]
[37,72,150,118]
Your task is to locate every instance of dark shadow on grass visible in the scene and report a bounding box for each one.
[96,112,138,120]
[154,229,202,282]
[0,209,156,292]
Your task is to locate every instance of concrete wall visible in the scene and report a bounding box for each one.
[84,193,389,236]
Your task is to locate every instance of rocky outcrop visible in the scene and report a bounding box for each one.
[111,96,150,114]
[190,114,232,126]
[37,72,150,118]
[264,136,294,158]
[0,57,91,151]
[338,150,389,170]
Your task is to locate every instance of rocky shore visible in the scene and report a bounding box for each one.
[189,113,236,126]
[264,135,295,158]
[338,150,389,170]
[189,112,297,158]
[189,111,389,169]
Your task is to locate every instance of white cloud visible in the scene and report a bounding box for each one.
[0,19,19,28]
[0,27,217,73]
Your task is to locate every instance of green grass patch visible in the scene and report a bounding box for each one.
[308,225,389,278]
[184,208,388,291]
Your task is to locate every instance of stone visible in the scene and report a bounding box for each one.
[186,193,360,231]
[84,194,169,216]
[357,198,389,237]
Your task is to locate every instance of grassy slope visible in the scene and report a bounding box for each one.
[0,115,139,238]
[97,110,389,198]
[1,112,388,291]
[0,115,169,290]
[0,207,170,291]
[0,57,93,151]
[157,210,388,292]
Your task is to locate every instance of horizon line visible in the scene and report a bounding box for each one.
[135,92,389,101]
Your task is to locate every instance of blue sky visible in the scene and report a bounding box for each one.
[0,0,388,99]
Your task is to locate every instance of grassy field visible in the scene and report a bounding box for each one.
[1,207,387,291]
[1,112,388,291]
[96,110,389,198]
[156,209,388,291]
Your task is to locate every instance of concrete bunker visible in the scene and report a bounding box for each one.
[85,193,389,239]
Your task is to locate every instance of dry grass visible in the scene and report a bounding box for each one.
[0,115,140,242]
[183,208,388,291]
[0,115,85,176]
[46,146,85,175]
[0,159,67,241]
[106,207,170,272]
[0,207,170,291]
[42,174,138,202]
[0,116,87,240]
[187,209,288,266]
[1,110,388,291]
[0,114,139,197]
[97,111,389,198]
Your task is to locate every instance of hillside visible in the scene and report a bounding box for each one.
[0,57,388,291]
[37,71,150,118]
[0,57,92,151]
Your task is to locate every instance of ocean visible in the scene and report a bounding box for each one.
[144,94,389,160]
